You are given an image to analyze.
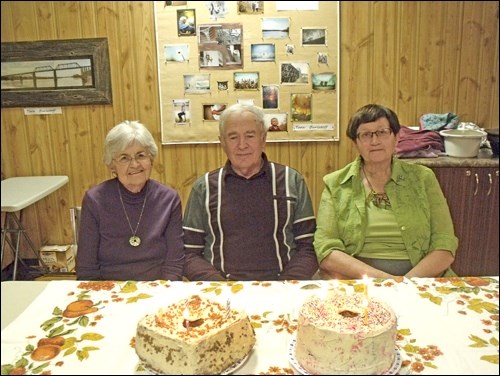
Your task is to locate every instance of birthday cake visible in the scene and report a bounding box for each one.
[135,295,256,375]
[295,292,397,375]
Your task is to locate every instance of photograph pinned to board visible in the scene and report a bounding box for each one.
[237,98,255,106]
[262,84,279,109]
[164,1,187,6]
[183,74,210,94]
[203,103,227,121]
[237,1,264,14]
[217,80,229,91]
[251,43,275,62]
[285,43,295,55]
[280,62,310,85]
[198,23,243,70]
[261,17,290,39]
[163,44,189,63]
[312,72,336,91]
[234,72,259,90]
[317,52,328,64]
[177,9,196,36]
[290,93,312,122]
[301,27,327,46]
[173,99,191,124]
[265,113,288,132]
[207,1,228,20]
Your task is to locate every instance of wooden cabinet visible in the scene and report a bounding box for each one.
[431,166,499,276]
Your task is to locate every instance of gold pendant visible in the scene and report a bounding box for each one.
[129,235,141,247]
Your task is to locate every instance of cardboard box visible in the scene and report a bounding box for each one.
[39,244,76,273]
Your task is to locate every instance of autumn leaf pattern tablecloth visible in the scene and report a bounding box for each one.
[1,277,498,375]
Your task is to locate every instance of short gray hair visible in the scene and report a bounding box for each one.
[103,120,158,166]
[218,103,266,136]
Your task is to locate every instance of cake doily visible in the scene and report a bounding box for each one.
[288,336,402,375]
[140,352,250,375]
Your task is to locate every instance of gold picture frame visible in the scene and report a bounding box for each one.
[1,38,112,108]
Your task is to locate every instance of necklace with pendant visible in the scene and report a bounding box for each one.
[118,182,148,247]
[362,165,391,210]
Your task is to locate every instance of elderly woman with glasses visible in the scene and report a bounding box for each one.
[76,120,184,281]
[314,104,458,279]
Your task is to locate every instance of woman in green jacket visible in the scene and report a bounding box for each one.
[314,104,458,279]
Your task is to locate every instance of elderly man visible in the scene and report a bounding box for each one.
[182,103,318,281]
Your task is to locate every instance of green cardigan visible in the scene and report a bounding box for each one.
[314,156,459,277]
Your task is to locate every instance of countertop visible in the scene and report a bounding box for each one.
[400,148,499,168]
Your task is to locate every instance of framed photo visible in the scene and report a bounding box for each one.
[262,84,279,109]
[290,93,312,122]
[237,1,264,14]
[280,62,310,85]
[262,18,290,39]
[301,27,327,46]
[264,113,288,132]
[173,99,190,124]
[234,72,259,90]
[183,74,210,94]
[202,103,227,121]
[251,43,275,62]
[163,44,190,63]
[198,23,243,70]
[312,73,336,91]
[177,9,196,36]
[217,80,229,91]
[317,52,328,64]
[1,38,112,108]
[285,43,295,55]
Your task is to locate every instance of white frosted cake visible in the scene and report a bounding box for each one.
[295,292,397,375]
[135,295,256,375]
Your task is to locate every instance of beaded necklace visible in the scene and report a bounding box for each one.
[118,182,148,247]
[362,165,392,210]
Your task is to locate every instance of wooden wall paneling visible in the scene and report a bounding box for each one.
[134,1,161,127]
[0,2,14,40]
[415,3,445,113]
[338,2,372,166]
[53,2,82,39]
[78,1,98,36]
[476,2,499,129]
[457,2,484,122]
[117,2,140,118]
[24,117,55,245]
[439,2,462,115]
[397,1,419,124]
[372,1,399,106]
[33,2,58,40]
[8,2,37,40]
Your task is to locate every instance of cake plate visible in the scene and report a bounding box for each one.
[288,336,402,375]
[141,352,250,375]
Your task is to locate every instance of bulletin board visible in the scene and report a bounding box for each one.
[154,1,339,144]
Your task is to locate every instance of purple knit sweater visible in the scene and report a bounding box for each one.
[76,178,184,281]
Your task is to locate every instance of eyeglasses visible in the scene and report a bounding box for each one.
[113,152,150,165]
[356,128,393,142]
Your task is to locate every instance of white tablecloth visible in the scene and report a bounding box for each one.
[1,277,498,375]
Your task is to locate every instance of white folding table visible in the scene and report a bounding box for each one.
[1,176,69,280]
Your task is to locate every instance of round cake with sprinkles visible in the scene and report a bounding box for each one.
[295,292,397,375]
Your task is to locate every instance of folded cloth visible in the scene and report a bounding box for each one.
[419,112,459,131]
[396,126,444,158]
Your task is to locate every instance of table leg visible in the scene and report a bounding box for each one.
[1,211,49,280]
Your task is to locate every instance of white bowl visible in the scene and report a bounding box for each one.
[439,129,487,158]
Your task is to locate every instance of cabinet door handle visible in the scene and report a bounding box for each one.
[486,173,492,196]
[474,173,479,196]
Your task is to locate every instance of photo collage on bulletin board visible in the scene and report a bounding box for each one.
[155,1,339,144]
